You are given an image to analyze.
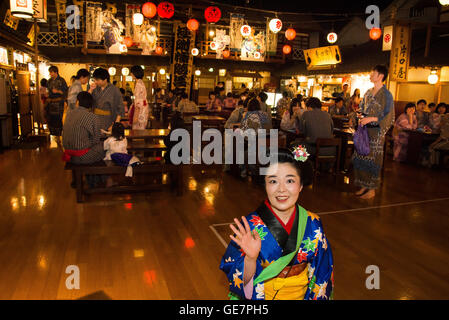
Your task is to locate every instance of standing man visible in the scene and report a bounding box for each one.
[338,83,351,111]
[46,66,68,139]
[352,65,395,200]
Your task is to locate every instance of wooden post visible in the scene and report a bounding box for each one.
[33,18,41,132]
[424,24,431,58]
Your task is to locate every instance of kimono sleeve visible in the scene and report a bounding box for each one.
[304,219,334,300]
[219,239,264,300]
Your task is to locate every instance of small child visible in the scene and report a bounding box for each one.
[104,122,140,177]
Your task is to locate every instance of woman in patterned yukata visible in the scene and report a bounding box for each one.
[130,65,149,130]
[90,68,124,131]
[352,65,395,200]
[220,147,334,300]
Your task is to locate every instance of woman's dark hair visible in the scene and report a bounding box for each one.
[123,95,132,107]
[436,103,447,114]
[40,78,47,87]
[119,88,126,95]
[289,98,301,116]
[155,88,162,94]
[282,91,289,98]
[261,148,313,187]
[209,91,216,98]
[247,98,260,112]
[76,91,93,109]
[404,102,416,114]
[305,97,322,109]
[296,94,303,102]
[417,99,427,105]
[130,65,144,79]
[334,97,344,104]
[237,100,244,106]
[92,68,110,82]
[258,91,268,103]
[48,66,59,74]
[227,92,233,98]
[428,103,436,111]
[75,68,90,80]
[111,122,125,141]
[373,65,388,82]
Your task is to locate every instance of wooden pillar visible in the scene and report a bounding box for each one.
[424,24,431,58]
[33,18,41,132]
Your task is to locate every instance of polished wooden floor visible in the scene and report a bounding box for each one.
[0,138,448,300]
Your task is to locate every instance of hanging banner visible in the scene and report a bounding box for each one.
[240,30,266,62]
[73,0,84,46]
[33,0,48,23]
[125,4,141,43]
[101,7,126,54]
[389,24,411,81]
[382,25,393,51]
[266,17,277,55]
[3,10,20,31]
[86,1,102,42]
[229,13,244,51]
[213,29,230,59]
[139,20,157,55]
[171,23,195,94]
[303,45,342,70]
[27,25,40,47]
[55,0,69,46]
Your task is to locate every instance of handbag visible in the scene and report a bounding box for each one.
[354,125,370,156]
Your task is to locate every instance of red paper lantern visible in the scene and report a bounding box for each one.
[222,50,230,58]
[204,6,221,23]
[285,28,296,41]
[187,18,199,31]
[157,2,174,19]
[155,46,163,55]
[369,27,382,40]
[282,44,292,55]
[124,37,133,48]
[142,2,157,18]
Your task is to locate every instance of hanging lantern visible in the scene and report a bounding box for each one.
[439,0,449,5]
[204,6,221,23]
[219,69,226,76]
[133,13,144,26]
[159,68,166,75]
[123,37,134,47]
[210,42,217,51]
[157,2,174,19]
[195,69,201,76]
[282,44,292,55]
[10,0,34,19]
[191,48,199,56]
[222,50,230,58]
[254,52,261,59]
[428,70,439,84]
[369,27,382,40]
[187,18,199,31]
[285,28,296,41]
[155,46,163,55]
[108,67,116,76]
[240,25,251,37]
[142,2,157,18]
[269,18,283,33]
[121,67,130,76]
[327,32,338,44]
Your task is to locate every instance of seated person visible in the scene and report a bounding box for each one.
[416,99,430,129]
[62,91,104,165]
[428,113,449,167]
[224,100,245,129]
[206,91,222,112]
[240,98,272,131]
[328,97,348,117]
[257,91,270,114]
[122,96,133,128]
[177,92,199,113]
[429,103,447,133]
[223,92,236,109]
[393,103,418,162]
[280,98,303,133]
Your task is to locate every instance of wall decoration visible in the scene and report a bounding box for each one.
[101,8,127,54]
[229,13,244,51]
[171,23,195,94]
[389,24,410,81]
[4,9,20,31]
[240,25,251,37]
[73,0,85,47]
[303,45,342,70]
[265,17,277,55]
[139,20,157,55]
[86,2,103,42]
[240,30,265,62]
[55,0,69,46]
[213,29,230,59]
[33,0,48,22]
[269,18,282,33]
[126,4,141,44]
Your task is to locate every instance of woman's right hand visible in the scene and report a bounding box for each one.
[229,216,261,261]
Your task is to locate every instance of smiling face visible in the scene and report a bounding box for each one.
[265,162,302,217]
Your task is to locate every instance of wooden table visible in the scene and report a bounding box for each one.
[125,129,170,140]
[404,130,439,165]
[192,115,226,129]
[333,128,354,171]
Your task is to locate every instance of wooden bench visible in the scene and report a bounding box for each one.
[65,157,183,203]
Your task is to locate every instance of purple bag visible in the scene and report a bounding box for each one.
[354,125,370,156]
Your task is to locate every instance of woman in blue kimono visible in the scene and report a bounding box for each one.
[220,147,334,300]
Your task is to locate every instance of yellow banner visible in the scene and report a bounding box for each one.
[304,45,342,70]
[389,24,411,81]
[4,10,20,31]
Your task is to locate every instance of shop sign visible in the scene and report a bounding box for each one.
[389,24,411,81]
[303,45,342,70]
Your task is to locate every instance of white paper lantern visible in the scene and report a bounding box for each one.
[240,25,252,37]
[121,67,129,76]
[133,13,144,26]
[10,0,34,19]
[210,42,217,51]
[327,32,338,44]
[219,69,226,76]
[254,52,261,59]
[195,69,201,76]
[108,67,116,76]
[159,68,166,75]
[269,18,282,33]
[208,68,214,72]
[191,48,199,56]
[428,71,439,84]
[439,0,449,6]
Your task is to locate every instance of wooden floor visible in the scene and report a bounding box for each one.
[0,138,448,300]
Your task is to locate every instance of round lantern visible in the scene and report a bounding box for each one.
[369,27,382,40]
[191,48,199,56]
[282,44,292,55]
[240,25,252,37]
[195,70,201,76]
[121,67,130,76]
[157,2,174,19]
[142,2,157,18]
[159,68,166,75]
[327,32,338,44]
[210,42,217,51]
[187,18,199,31]
[285,28,296,41]
[124,37,134,47]
[133,13,144,26]
[439,0,449,6]
[155,46,163,55]
[254,52,261,59]
[204,6,221,23]
[108,67,116,76]
[10,0,34,19]
[428,70,439,84]
[222,50,230,58]
[269,18,283,33]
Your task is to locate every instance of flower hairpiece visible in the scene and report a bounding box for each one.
[292,145,310,162]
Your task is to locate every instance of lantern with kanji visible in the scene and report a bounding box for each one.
[369,27,382,40]
[269,18,282,33]
[210,42,217,51]
[187,18,199,31]
[327,32,337,44]
[204,6,221,23]
[285,28,296,41]
[191,48,199,56]
[157,2,174,19]
[124,37,134,47]
[282,44,291,55]
[222,50,230,58]
[240,25,251,37]
[142,2,157,18]
[155,46,163,55]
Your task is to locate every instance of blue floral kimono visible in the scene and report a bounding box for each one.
[219,201,334,300]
